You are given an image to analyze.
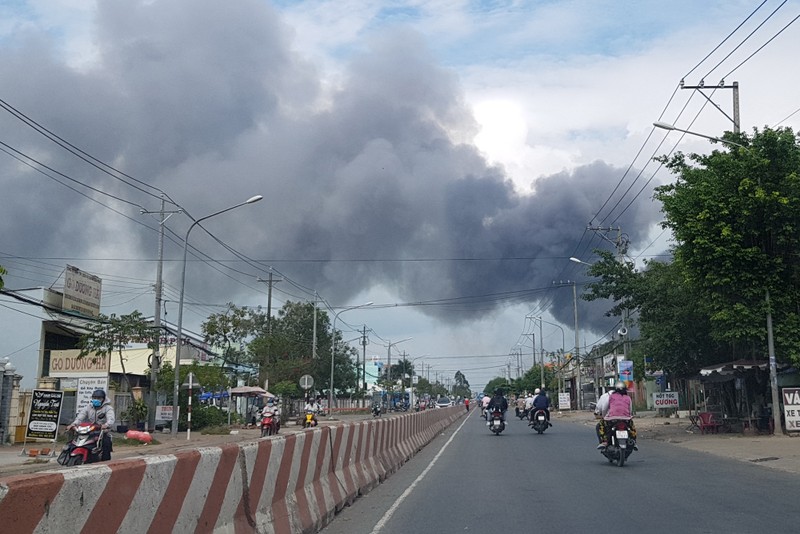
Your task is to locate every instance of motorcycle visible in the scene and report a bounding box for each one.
[57,422,107,466]
[260,412,280,437]
[529,409,549,434]
[517,407,530,420]
[372,403,383,417]
[303,410,319,428]
[600,418,636,467]
[488,408,505,435]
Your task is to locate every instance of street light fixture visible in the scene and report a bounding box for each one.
[329,302,373,414]
[386,337,412,389]
[655,121,783,435]
[172,195,263,436]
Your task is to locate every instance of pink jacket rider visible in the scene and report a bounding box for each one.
[605,391,632,420]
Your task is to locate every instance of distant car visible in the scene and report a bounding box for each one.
[435,397,453,408]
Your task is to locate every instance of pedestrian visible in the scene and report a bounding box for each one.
[464,397,470,412]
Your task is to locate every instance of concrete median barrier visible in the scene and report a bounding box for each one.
[0,406,464,533]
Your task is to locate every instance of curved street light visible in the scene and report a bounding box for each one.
[329,302,373,414]
[172,195,263,437]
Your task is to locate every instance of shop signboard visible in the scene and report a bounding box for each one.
[63,264,102,317]
[76,377,109,414]
[652,391,679,409]
[783,388,800,432]
[26,389,64,440]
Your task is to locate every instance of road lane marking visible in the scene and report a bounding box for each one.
[371,414,470,533]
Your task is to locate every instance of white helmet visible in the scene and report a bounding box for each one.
[534,388,540,395]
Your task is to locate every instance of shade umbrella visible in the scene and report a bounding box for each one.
[230,385,267,396]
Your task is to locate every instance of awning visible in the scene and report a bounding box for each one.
[699,360,767,376]
[230,385,268,396]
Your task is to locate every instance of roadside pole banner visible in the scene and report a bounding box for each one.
[618,360,634,390]
[652,391,679,409]
[27,390,64,440]
[783,388,800,432]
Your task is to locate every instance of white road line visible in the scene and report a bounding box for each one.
[371,414,471,534]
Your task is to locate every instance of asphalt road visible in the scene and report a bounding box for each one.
[321,409,799,534]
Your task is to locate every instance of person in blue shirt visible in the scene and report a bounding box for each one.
[530,388,552,427]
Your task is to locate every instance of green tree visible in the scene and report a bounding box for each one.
[451,370,471,399]
[201,303,253,373]
[0,264,6,289]
[77,310,156,394]
[484,376,511,395]
[655,126,800,365]
[582,250,725,377]
[251,301,330,394]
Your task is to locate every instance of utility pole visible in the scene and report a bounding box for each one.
[140,196,181,431]
[360,326,368,403]
[538,316,544,389]
[312,292,318,360]
[587,225,632,391]
[680,79,740,133]
[256,272,282,391]
[573,280,581,410]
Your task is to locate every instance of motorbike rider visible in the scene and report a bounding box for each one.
[304,397,322,424]
[525,389,538,414]
[261,398,281,431]
[597,381,637,449]
[486,388,509,425]
[481,393,491,418]
[515,394,526,418]
[531,387,552,426]
[67,389,115,461]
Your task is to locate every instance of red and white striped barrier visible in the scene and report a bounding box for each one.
[0,406,463,533]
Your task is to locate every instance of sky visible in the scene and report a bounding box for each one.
[1,0,798,392]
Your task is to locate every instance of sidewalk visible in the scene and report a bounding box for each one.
[559,410,800,475]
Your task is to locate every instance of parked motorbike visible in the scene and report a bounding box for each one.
[372,403,383,417]
[260,412,280,437]
[57,422,107,466]
[303,410,319,428]
[600,418,636,467]
[529,409,549,434]
[488,408,505,435]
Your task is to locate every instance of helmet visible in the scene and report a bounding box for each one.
[615,381,626,391]
[91,389,106,399]
[534,388,540,395]
[494,388,503,396]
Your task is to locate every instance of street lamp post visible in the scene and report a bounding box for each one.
[329,302,373,414]
[654,121,783,435]
[171,195,263,436]
[385,337,412,399]
[538,317,566,393]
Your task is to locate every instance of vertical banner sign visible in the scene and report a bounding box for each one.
[783,388,800,432]
[27,390,64,440]
[618,360,634,390]
[77,377,109,415]
[558,392,571,410]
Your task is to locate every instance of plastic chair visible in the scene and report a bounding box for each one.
[698,412,723,434]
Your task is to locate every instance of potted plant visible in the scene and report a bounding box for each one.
[124,398,149,431]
